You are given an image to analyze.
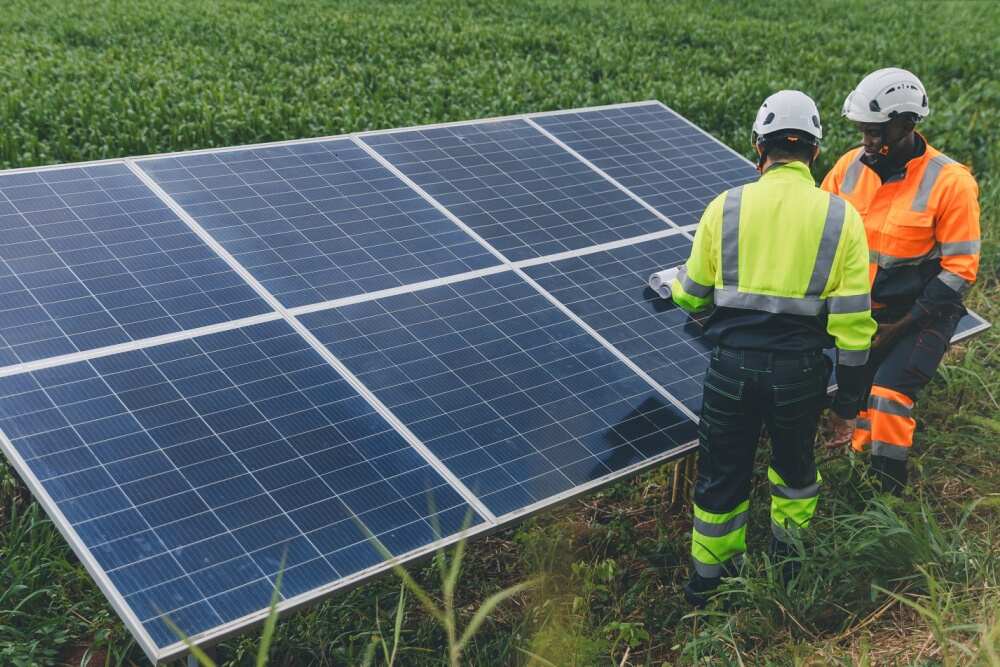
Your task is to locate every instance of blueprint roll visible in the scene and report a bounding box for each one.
[657,284,672,300]
[648,266,680,291]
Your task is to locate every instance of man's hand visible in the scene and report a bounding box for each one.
[871,315,914,352]
[825,412,856,450]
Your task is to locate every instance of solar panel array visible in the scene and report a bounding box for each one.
[0,102,988,663]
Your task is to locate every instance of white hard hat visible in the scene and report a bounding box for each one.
[842,68,929,124]
[751,90,823,145]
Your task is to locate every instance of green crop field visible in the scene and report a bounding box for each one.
[1,1,997,665]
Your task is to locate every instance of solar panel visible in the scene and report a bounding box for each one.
[299,270,696,518]
[361,119,671,261]
[533,102,759,225]
[523,234,709,414]
[138,141,500,308]
[0,102,989,663]
[0,319,483,648]
[0,164,270,366]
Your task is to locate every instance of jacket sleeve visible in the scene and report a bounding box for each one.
[908,167,981,321]
[825,202,878,417]
[670,193,722,313]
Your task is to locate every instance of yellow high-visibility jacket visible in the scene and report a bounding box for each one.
[671,161,877,365]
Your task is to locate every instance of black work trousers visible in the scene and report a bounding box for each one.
[690,346,831,576]
[851,304,965,492]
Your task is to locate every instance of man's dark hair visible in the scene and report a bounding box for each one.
[760,132,817,164]
[765,139,816,163]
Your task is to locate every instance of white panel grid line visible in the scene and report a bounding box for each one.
[0,427,161,656]
[0,223,691,382]
[124,159,498,524]
[300,274,693,517]
[655,101,758,169]
[0,321,492,663]
[523,236,708,412]
[122,325,451,631]
[0,163,269,367]
[0,312,282,379]
[359,123,671,261]
[351,135,525,266]
[523,116,694,242]
[352,133,699,421]
[514,267,699,422]
[138,141,503,308]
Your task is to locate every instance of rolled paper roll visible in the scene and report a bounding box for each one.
[648,267,680,291]
[657,284,672,300]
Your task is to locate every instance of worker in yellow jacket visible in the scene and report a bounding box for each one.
[670,90,877,605]
[822,68,981,494]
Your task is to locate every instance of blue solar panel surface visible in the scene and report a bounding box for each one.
[139,140,499,308]
[0,164,269,366]
[524,235,710,414]
[533,103,758,226]
[12,102,978,662]
[0,319,481,647]
[362,120,670,261]
[300,271,696,517]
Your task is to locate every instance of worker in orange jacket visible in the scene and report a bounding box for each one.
[822,68,981,493]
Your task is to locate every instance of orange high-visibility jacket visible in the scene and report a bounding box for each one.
[821,137,980,318]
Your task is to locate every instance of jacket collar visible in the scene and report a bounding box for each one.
[760,160,815,185]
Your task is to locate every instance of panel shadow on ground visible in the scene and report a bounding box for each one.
[362,120,670,261]
[299,270,697,519]
[139,140,499,308]
[0,319,481,648]
[533,103,758,226]
[0,164,269,367]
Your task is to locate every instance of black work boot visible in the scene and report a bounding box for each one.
[871,455,907,496]
[769,536,801,584]
[683,572,720,608]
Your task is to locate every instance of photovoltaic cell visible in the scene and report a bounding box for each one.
[300,271,696,518]
[524,235,710,414]
[533,103,759,225]
[138,140,499,308]
[0,164,269,367]
[0,102,989,663]
[362,120,670,261]
[0,319,481,648]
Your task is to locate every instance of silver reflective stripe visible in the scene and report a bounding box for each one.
[869,395,912,417]
[770,481,820,500]
[841,152,865,195]
[939,240,981,256]
[872,440,910,461]
[912,154,956,213]
[869,249,879,263]
[856,418,871,431]
[875,246,940,269]
[771,521,794,544]
[678,266,714,298]
[828,293,871,314]
[721,187,743,287]
[693,512,748,539]
[806,195,847,296]
[936,270,972,294]
[714,287,825,315]
[693,557,723,578]
[837,348,870,367]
